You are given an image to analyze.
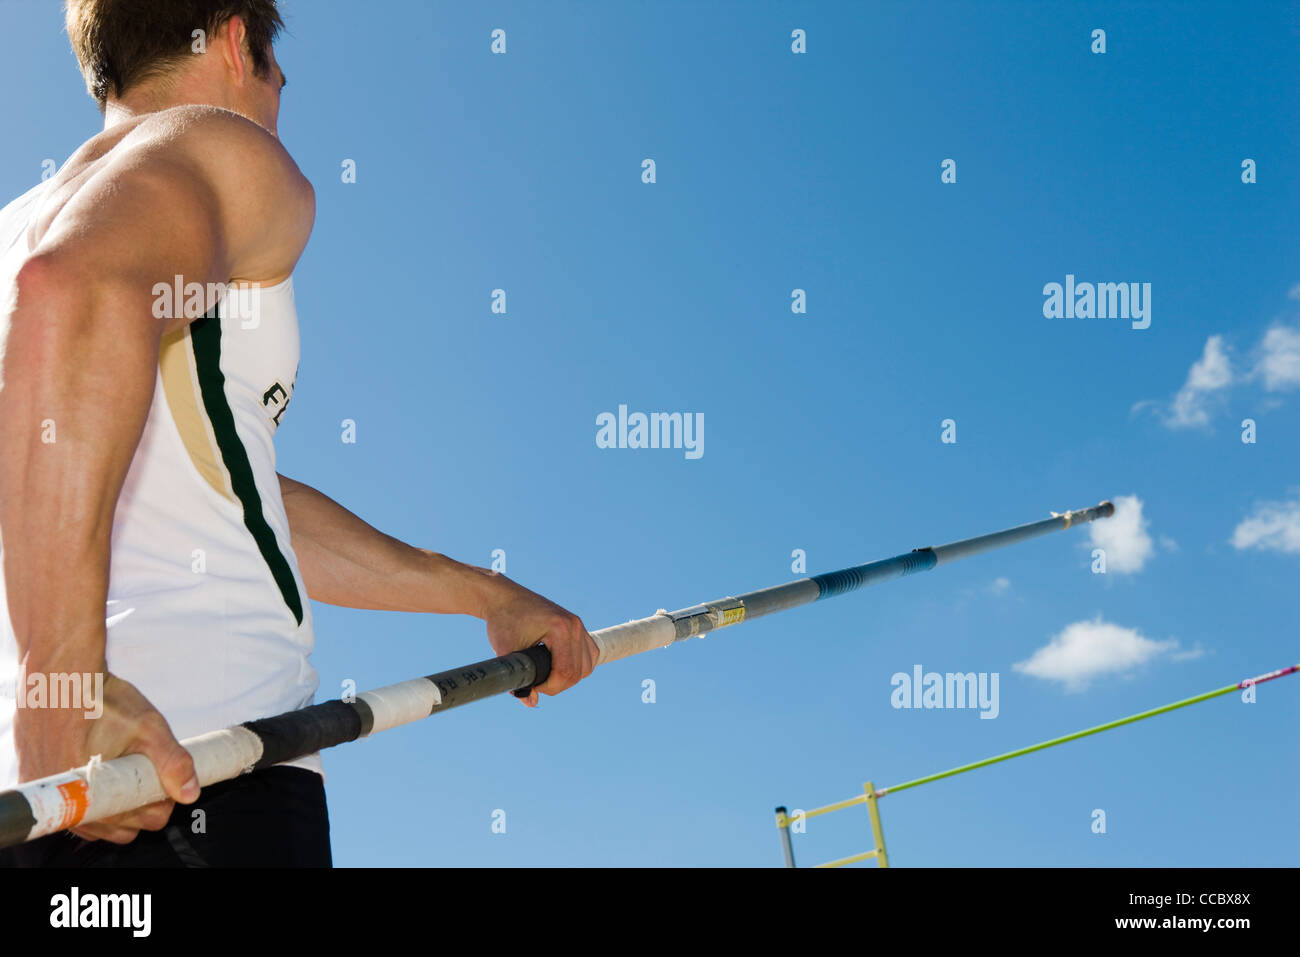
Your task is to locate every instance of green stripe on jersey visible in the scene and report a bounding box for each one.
[189,308,305,626]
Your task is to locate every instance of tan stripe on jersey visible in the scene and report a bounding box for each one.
[158,325,236,502]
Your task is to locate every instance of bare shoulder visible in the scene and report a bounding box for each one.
[127,107,304,181]
[122,106,315,281]
[23,107,313,290]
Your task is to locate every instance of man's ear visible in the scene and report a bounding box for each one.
[217,15,252,83]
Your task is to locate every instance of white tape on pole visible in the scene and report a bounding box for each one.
[22,771,93,838]
[358,678,442,734]
[592,614,676,665]
[22,725,266,841]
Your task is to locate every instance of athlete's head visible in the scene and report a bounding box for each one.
[65,0,286,133]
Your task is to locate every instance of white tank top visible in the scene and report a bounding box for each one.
[0,180,321,789]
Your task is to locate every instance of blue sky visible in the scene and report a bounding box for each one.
[1,0,1297,866]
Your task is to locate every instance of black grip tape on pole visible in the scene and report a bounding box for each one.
[0,790,38,849]
[510,644,553,698]
[245,699,368,769]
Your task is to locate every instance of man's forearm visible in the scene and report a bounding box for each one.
[277,474,500,615]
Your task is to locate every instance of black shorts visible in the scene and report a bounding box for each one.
[0,765,331,868]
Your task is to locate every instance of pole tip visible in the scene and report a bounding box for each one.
[1098,500,1115,517]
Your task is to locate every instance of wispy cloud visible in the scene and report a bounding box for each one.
[1089,494,1154,573]
[1231,496,1300,554]
[1140,336,1232,429]
[1252,324,1300,392]
[1135,285,1300,429]
[1013,617,1181,692]
[988,576,1011,596]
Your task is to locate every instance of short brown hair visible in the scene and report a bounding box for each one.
[65,1,285,110]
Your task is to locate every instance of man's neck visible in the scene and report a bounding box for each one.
[103,75,235,131]
[103,99,151,131]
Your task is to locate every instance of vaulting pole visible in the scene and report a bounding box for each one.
[0,500,1113,848]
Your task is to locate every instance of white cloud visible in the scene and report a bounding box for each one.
[1253,324,1300,392]
[1013,617,1179,692]
[1160,336,1233,429]
[1231,497,1300,554]
[988,576,1011,596]
[1138,287,1300,428]
[1089,494,1154,573]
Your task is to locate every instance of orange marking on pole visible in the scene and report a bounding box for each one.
[55,778,89,829]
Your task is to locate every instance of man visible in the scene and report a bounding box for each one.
[0,0,597,866]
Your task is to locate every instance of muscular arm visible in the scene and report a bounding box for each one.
[276,474,598,706]
[1,165,224,777]
[277,473,498,615]
[0,107,312,801]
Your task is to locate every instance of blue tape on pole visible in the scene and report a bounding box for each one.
[811,548,937,599]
